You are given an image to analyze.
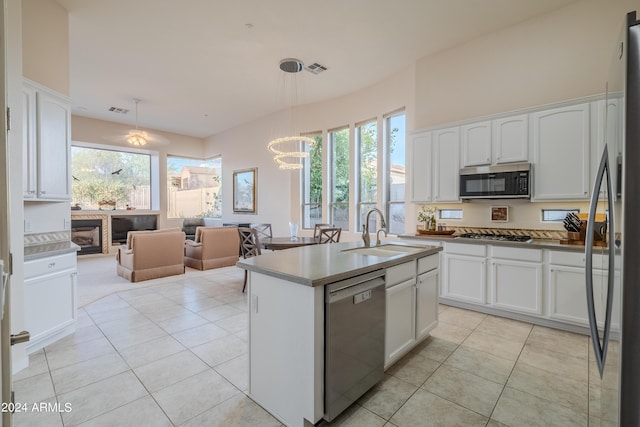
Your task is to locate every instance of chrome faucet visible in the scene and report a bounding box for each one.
[362,208,387,247]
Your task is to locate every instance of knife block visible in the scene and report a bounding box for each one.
[562,220,607,246]
[566,220,587,244]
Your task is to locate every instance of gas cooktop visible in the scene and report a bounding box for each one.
[458,233,532,243]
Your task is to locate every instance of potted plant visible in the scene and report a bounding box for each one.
[417,206,437,231]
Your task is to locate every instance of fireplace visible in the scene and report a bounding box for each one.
[71,219,103,255]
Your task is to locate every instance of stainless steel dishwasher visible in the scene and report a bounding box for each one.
[325,269,385,422]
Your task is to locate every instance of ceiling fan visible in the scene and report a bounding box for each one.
[107,98,169,146]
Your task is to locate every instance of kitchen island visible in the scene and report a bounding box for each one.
[237,241,441,427]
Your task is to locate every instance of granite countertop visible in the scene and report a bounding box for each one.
[398,234,614,254]
[24,241,80,261]
[237,241,442,287]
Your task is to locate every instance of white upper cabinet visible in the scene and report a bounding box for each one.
[592,98,621,200]
[22,83,37,198]
[531,103,591,200]
[410,128,459,203]
[23,79,72,201]
[461,121,491,167]
[433,127,460,202]
[461,116,528,167]
[410,131,432,202]
[493,114,529,164]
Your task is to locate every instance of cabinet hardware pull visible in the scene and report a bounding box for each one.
[48,263,55,268]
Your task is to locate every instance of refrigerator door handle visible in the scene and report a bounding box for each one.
[586,145,615,378]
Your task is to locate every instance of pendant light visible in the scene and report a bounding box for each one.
[267,58,315,170]
[127,99,149,146]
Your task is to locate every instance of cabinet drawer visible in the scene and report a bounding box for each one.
[548,251,610,269]
[445,242,486,257]
[386,261,416,287]
[492,246,542,262]
[25,253,77,279]
[418,254,439,274]
[548,251,585,267]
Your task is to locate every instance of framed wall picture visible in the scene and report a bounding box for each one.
[233,168,257,214]
[491,206,509,222]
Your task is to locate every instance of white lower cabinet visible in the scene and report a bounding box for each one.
[24,253,77,353]
[416,269,438,340]
[491,259,542,315]
[548,262,621,331]
[385,278,416,365]
[443,243,486,304]
[490,247,543,316]
[385,254,440,368]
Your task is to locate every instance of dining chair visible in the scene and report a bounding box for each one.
[238,227,262,292]
[313,223,335,240]
[250,223,273,240]
[318,227,341,244]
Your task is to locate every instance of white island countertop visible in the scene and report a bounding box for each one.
[236,241,442,287]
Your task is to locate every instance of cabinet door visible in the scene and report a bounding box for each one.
[491,259,542,315]
[22,84,37,198]
[36,90,71,200]
[385,279,416,367]
[592,99,621,200]
[24,269,76,353]
[548,265,589,326]
[461,121,491,167]
[493,114,529,164]
[531,103,590,200]
[433,127,460,202]
[443,254,486,303]
[416,269,438,341]
[410,132,432,202]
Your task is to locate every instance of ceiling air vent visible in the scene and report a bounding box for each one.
[108,106,129,114]
[306,62,327,75]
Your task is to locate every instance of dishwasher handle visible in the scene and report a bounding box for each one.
[327,275,385,303]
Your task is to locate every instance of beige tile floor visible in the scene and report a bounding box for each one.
[12,257,609,426]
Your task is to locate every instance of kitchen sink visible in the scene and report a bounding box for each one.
[342,244,425,257]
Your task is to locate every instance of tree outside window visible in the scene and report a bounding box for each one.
[329,128,350,230]
[71,146,151,210]
[302,133,322,228]
[358,121,378,231]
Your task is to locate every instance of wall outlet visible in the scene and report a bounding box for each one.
[24,219,32,232]
[64,219,71,230]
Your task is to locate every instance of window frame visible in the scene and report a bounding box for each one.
[166,154,222,219]
[384,110,406,235]
[301,132,323,229]
[328,126,351,231]
[70,141,160,211]
[356,119,379,232]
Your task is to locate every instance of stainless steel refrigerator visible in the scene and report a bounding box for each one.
[586,10,640,426]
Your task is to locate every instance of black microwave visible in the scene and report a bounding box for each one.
[459,163,531,199]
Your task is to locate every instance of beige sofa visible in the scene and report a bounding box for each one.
[184,226,240,270]
[116,228,186,282]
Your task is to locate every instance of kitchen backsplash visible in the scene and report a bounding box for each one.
[24,230,70,247]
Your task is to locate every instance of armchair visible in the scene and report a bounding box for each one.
[184,226,240,270]
[116,228,186,282]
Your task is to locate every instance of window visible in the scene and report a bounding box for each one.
[302,133,323,229]
[329,127,350,230]
[541,208,579,222]
[357,121,378,231]
[386,111,406,235]
[167,156,222,218]
[71,145,151,210]
[439,209,463,220]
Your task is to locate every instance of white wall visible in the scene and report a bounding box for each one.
[414,0,640,128]
[204,66,415,240]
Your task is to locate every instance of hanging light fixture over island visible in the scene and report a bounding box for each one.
[267,58,316,170]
